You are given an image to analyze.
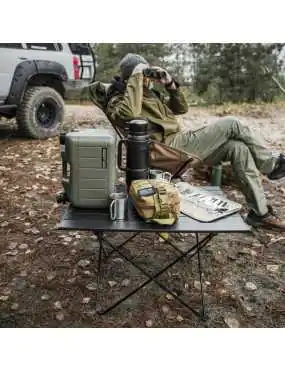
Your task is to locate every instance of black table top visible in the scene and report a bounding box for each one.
[58,187,251,234]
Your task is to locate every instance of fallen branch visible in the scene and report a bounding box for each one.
[262,66,285,94]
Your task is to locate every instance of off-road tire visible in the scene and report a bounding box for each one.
[16,86,65,139]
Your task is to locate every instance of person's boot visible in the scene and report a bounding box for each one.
[268,154,285,180]
[246,206,285,231]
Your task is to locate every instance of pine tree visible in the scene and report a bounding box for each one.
[191,43,285,103]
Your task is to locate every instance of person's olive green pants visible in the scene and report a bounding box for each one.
[166,116,277,216]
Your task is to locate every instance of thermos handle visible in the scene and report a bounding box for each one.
[117,139,127,171]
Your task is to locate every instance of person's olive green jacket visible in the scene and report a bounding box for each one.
[91,73,189,142]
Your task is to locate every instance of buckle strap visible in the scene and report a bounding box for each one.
[157,185,167,195]
[154,185,170,218]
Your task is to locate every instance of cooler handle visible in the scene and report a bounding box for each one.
[117,139,127,171]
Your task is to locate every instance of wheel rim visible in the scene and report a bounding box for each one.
[36,99,57,128]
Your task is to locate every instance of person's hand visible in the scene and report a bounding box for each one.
[151,66,173,86]
[132,63,149,76]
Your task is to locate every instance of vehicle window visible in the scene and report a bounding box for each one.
[68,43,91,56]
[26,43,57,51]
[0,43,23,49]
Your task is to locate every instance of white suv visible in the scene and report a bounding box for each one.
[0,43,96,139]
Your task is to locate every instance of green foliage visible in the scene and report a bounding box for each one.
[66,43,285,105]
[163,43,193,83]
[93,44,119,82]
[93,43,169,82]
[191,43,285,104]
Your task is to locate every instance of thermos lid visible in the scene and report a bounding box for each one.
[128,119,149,135]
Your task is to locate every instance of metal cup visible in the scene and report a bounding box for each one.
[149,169,172,182]
[109,192,127,221]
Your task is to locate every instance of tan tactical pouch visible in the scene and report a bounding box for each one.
[129,179,180,225]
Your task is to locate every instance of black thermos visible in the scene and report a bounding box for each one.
[117,119,150,189]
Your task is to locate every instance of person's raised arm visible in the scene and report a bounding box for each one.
[107,63,147,122]
[152,66,189,115]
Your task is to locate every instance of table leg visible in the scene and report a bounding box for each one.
[158,233,189,255]
[156,232,209,321]
[94,232,142,312]
[95,232,104,312]
[99,232,140,262]
[196,234,207,321]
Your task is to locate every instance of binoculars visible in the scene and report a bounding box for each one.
[143,68,167,80]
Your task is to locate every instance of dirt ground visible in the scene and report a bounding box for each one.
[0,103,284,328]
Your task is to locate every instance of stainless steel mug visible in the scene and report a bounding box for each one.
[109,193,127,221]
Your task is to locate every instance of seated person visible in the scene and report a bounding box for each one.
[89,53,285,231]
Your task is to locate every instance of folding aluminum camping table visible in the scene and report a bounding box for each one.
[58,187,251,320]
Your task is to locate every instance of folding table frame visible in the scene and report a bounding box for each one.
[95,230,214,319]
[59,187,251,321]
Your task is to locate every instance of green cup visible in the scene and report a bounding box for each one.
[211,165,222,187]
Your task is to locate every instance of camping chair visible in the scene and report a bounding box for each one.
[88,81,213,181]
[105,113,200,180]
